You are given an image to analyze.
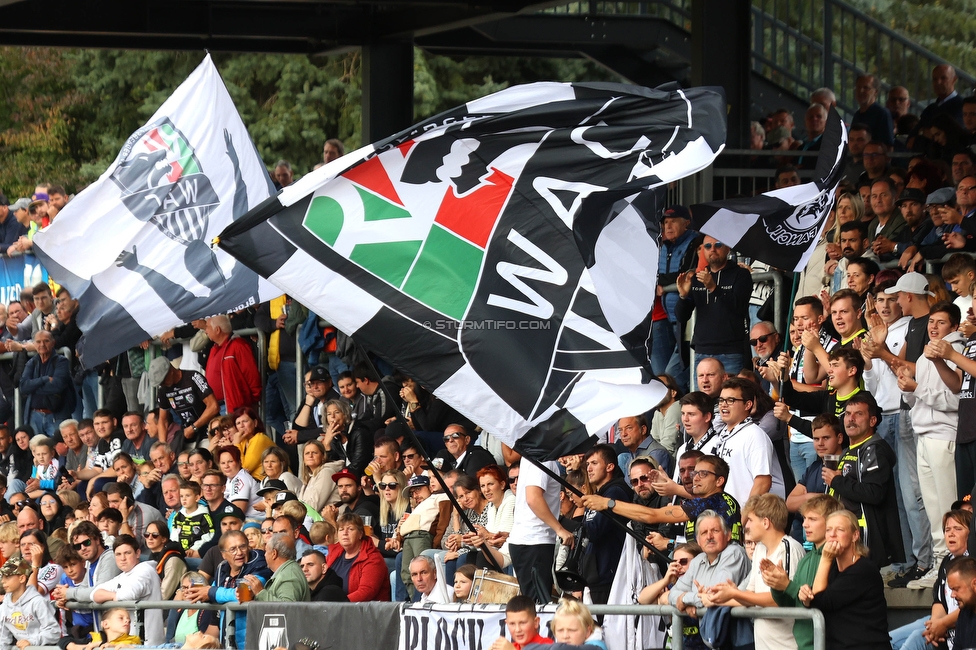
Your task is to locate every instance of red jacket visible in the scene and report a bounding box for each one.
[326,539,391,602]
[205,335,260,413]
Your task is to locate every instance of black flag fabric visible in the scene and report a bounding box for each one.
[690,108,848,272]
[218,81,727,460]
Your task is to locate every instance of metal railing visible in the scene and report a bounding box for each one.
[543,0,975,124]
[751,0,976,121]
[38,600,827,650]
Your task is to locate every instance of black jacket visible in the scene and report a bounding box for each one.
[433,445,496,477]
[326,424,372,476]
[674,262,752,355]
[828,434,904,567]
[581,475,632,587]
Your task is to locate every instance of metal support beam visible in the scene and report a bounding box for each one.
[362,41,415,142]
[691,0,750,148]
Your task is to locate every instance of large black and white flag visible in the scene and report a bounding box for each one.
[218,82,727,459]
[691,108,848,271]
[34,55,279,367]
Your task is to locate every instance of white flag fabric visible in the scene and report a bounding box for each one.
[34,55,279,366]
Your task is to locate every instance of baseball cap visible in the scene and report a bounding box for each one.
[147,357,174,387]
[309,365,330,383]
[273,491,298,505]
[896,188,926,206]
[332,468,358,484]
[662,205,691,220]
[220,504,246,521]
[29,192,48,209]
[10,198,30,212]
[926,187,955,205]
[402,475,431,498]
[0,558,31,577]
[257,479,287,496]
[884,272,935,297]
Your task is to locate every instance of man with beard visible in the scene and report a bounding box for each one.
[584,454,742,547]
[151,357,218,454]
[322,468,379,524]
[579,444,631,607]
[675,235,752,377]
[894,189,933,270]
[826,221,874,293]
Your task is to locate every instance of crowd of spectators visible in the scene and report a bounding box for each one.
[8,66,976,650]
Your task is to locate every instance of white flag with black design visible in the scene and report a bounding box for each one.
[218,81,727,459]
[691,108,848,272]
[34,55,279,366]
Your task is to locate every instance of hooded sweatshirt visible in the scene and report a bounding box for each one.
[906,330,966,441]
[0,585,61,647]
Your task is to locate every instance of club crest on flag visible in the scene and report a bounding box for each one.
[220,82,727,457]
[111,118,218,246]
[33,55,279,367]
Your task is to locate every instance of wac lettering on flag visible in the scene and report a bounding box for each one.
[691,108,849,272]
[219,82,726,459]
[34,55,279,367]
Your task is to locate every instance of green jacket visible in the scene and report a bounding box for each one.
[255,559,310,602]
[771,544,821,650]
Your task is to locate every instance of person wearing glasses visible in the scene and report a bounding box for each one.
[675,234,753,379]
[638,541,702,605]
[432,424,495,478]
[54,522,119,632]
[584,455,743,548]
[713,378,786,505]
[144,520,186,600]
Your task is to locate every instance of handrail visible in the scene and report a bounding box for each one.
[543,0,975,126]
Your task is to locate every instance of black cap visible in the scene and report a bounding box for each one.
[309,365,330,383]
[662,205,690,220]
[273,491,298,505]
[896,188,926,206]
[257,479,287,496]
[219,503,245,521]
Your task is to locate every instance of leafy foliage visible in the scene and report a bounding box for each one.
[0,46,615,199]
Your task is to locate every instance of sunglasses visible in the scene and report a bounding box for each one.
[702,242,725,250]
[13,500,28,509]
[749,333,775,346]
[377,482,398,490]
[261,528,274,534]
[508,476,519,483]
[676,557,691,566]
[72,539,93,550]
[144,532,162,539]
[630,475,653,486]
[443,433,463,442]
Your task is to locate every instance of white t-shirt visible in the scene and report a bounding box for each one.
[714,420,785,505]
[508,460,561,546]
[225,468,260,517]
[743,535,807,650]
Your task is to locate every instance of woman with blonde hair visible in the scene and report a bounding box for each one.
[799,510,888,650]
[298,440,341,512]
[376,470,409,560]
[552,598,608,649]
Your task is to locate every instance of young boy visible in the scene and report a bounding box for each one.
[54,545,90,638]
[96,508,123,549]
[0,557,60,648]
[171,482,215,554]
[490,595,552,650]
[703,494,807,650]
[943,253,976,318]
[26,439,64,499]
[763,494,844,650]
[62,607,142,650]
